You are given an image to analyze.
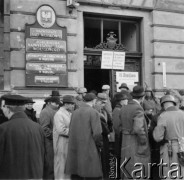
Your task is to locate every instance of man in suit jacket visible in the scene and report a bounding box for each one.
[117,85,150,180]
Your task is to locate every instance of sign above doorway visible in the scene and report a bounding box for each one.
[101,51,125,70]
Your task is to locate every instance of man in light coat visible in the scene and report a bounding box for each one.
[65,93,103,179]
[153,95,184,179]
[53,95,75,180]
[117,85,150,180]
[39,96,60,179]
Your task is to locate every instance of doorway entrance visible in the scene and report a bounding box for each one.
[84,69,110,93]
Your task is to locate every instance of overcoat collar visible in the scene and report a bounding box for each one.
[128,99,144,110]
[10,111,28,120]
[165,106,179,112]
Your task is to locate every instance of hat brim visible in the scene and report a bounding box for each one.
[119,86,129,90]
[63,101,75,104]
[27,102,35,104]
[131,92,145,98]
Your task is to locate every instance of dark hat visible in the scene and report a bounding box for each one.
[119,83,129,90]
[63,95,75,104]
[83,93,97,102]
[1,94,28,106]
[49,96,60,104]
[115,92,128,101]
[97,93,107,103]
[131,85,145,98]
[26,98,35,104]
[50,90,61,97]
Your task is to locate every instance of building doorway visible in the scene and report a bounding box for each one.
[83,13,142,96]
[84,68,110,93]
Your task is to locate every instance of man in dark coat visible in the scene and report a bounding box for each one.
[117,86,150,180]
[39,96,60,179]
[0,94,45,179]
[24,98,37,122]
[65,93,103,179]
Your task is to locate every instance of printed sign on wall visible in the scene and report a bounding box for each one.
[25,5,68,87]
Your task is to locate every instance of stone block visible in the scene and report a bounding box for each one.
[10,51,25,68]
[11,70,25,87]
[11,0,67,16]
[153,11,184,26]
[154,42,184,57]
[10,14,35,30]
[57,18,77,34]
[153,58,184,73]
[153,26,184,42]
[154,74,184,89]
[10,32,25,49]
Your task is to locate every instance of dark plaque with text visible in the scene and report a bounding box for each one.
[25,5,68,87]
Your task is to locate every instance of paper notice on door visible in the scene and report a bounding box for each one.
[113,52,125,70]
[101,51,113,69]
[116,71,139,92]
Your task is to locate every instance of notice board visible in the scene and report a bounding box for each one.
[25,5,68,87]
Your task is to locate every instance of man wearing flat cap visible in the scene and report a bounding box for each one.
[65,93,103,179]
[0,94,45,179]
[39,95,60,179]
[116,85,150,179]
[53,95,75,179]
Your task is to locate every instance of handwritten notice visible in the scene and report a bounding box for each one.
[101,51,113,69]
[113,52,125,70]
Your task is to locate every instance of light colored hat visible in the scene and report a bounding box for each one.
[102,85,110,90]
[77,87,87,94]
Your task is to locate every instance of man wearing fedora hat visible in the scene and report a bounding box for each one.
[24,98,37,123]
[53,95,75,179]
[65,93,103,179]
[119,83,129,92]
[117,85,150,179]
[112,91,129,179]
[39,95,60,179]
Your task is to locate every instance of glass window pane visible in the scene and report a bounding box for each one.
[121,22,138,51]
[84,18,101,48]
[103,20,119,44]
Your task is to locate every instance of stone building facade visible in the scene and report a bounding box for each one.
[0,0,184,98]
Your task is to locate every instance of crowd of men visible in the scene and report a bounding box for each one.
[0,84,184,180]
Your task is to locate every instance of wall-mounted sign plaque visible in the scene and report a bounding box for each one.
[26,53,66,62]
[30,28,63,39]
[26,63,66,74]
[26,38,66,52]
[25,5,68,87]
